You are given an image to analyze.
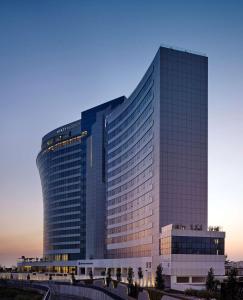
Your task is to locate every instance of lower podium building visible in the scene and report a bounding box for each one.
[18,46,225,291]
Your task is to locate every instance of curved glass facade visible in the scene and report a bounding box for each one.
[106,47,208,261]
[37,120,85,261]
[36,97,125,263]
[106,68,155,259]
[29,47,227,286]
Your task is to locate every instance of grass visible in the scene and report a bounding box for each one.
[0,286,42,300]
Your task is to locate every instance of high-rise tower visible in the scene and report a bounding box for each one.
[19,47,225,291]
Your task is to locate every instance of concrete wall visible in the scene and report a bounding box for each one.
[0,275,126,300]
[54,284,124,300]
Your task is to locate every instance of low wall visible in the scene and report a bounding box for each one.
[0,276,126,300]
[54,284,125,300]
[0,280,50,300]
[0,274,190,300]
[0,272,71,282]
[163,296,181,300]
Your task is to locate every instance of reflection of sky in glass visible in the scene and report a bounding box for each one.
[0,0,242,266]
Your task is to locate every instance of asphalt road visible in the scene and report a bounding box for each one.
[51,295,90,300]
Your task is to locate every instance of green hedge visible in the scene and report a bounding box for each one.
[146,288,165,300]
[185,288,220,299]
[0,286,42,300]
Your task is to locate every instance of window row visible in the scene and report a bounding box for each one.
[39,160,81,185]
[107,243,152,259]
[45,135,81,153]
[47,199,81,209]
[46,205,80,216]
[50,160,81,174]
[108,116,153,160]
[107,72,153,131]
[108,128,153,169]
[108,101,153,150]
[47,221,81,230]
[44,254,69,261]
[107,165,153,197]
[49,168,81,182]
[161,111,206,122]
[107,216,152,235]
[107,228,152,244]
[48,184,80,196]
[161,181,206,188]
[108,140,153,178]
[108,152,153,189]
[47,228,81,237]
[48,191,80,202]
[161,97,206,107]
[107,190,153,216]
[44,252,85,262]
[160,236,224,255]
[108,89,153,140]
[161,153,206,161]
[107,178,153,207]
[46,244,80,250]
[46,235,81,244]
[46,215,80,225]
[51,151,81,165]
[48,176,81,190]
[108,203,152,225]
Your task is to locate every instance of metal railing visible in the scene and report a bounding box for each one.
[1,278,125,300]
[0,279,51,300]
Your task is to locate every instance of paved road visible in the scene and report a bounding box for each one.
[51,295,90,300]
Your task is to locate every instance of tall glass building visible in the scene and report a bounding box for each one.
[91,47,224,289]
[80,97,125,260]
[106,47,208,262]
[37,120,84,271]
[35,97,125,272]
[19,46,225,290]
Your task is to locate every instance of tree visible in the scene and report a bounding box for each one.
[226,268,239,300]
[127,267,134,286]
[106,268,112,287]
[116,268,121,282]
[89,269,93,280]
[225,254,230,264]
[127,267,134,296]
[206,267,216,291]
[71,273,76,285]
[155,265,164,290]
[137,267,143,287]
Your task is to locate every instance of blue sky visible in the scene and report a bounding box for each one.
[0,0,242,266]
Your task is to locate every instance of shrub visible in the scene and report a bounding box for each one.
[185,288,219,300]
[116,268,121,282]
[106,268,112,287]
[127,267,134,285]
[155,265,164,290]
[129,282,139,298]
[146,288,164,300]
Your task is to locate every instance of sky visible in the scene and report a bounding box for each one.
[0,0,242,267]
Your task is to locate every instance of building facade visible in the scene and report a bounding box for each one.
[80,98,125,260]
[33,97,125,273]
[37,120,83,272]
[18,46,225,290]
[106,46,208,262]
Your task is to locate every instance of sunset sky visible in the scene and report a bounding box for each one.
[0,0,243,266]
